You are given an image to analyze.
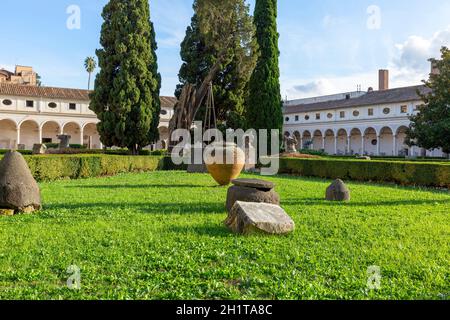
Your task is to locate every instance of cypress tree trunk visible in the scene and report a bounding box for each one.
[90,0,160,153]
[246,0,283,149]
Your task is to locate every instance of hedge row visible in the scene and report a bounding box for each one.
[22,155,166,181]
[279,158,450,188]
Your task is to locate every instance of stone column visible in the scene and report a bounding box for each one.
[322,137,326,150]
[299,137,303,151]
[80,128,84,147]
[16,127,21,148]
[347,136,351,155]
[377,135,381,156]
[393,135,397,156]
[38,126,43,144]
[361,135,365,155]
[334,136,338,155]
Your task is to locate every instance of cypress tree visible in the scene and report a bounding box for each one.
[246,0,283,143]
[90,0,160,154]
[176,0,257,130]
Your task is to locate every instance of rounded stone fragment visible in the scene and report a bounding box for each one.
[325,179,350,201]
[0,151,41,213]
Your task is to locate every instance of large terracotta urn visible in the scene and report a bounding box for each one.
[205,142,246,186]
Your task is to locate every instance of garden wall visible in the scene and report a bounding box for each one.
[279,158,450,188]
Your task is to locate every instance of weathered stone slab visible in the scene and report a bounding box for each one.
[225,201,295,235]
[32,144,47,155]
[326,179,350,201]
[0,151,41,213]
[231,178,275,191]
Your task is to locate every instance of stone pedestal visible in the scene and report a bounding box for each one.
[226,178,280,212]
[57,135,71,149]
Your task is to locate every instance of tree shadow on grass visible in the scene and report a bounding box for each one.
[43,201,227,215]
[272,174,450,195]
[65,184,211,189]
[282,198,450,207]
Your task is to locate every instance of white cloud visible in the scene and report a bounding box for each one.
[283,72,376,100]
[152,0,192,49]
[283,26,450,100]
[391,26,450,82]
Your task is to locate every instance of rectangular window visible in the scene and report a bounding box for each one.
[400,105,408,113]
[316,113,321,120]
[368,108,374,116]
[69,103,76,110]
[26,100,34,108]
[295,115,299,122]
[340,111,345,119]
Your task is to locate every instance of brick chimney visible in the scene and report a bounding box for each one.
[378,69,389,91]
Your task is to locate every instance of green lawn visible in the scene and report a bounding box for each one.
[0,171,449,300]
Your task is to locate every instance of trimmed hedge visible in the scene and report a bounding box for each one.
[0,149,32,155]
[279,158,450,188]
[23,155,165,181]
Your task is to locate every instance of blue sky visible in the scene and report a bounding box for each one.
[1,0,449,99]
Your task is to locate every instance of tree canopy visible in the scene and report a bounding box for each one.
[176,0,257,130]
[407,47,450,154]
[246,0,283,144]
[90,0,160,154]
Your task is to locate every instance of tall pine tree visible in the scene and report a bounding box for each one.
[246,0,283,143]
[175,0,257,130]
[90,0,160,154]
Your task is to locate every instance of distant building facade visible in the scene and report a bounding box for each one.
[0,66,37,86]
[0,81,176,150]
[283,69,446,158]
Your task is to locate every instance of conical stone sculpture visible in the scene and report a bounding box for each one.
[0,151,41,214]
[326,179,350,201]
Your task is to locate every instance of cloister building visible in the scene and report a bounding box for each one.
[283,70,446,158]
[0,82,176,150]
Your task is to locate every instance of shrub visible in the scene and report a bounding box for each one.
[69,144,87,149]
[298,149,327,156]
[0,149,32,155]
[279,158,450,188]
[23,155,164,181]
[160,156,188,171]
[44,143,59,149]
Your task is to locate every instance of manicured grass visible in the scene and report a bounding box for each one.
[0,172,449,300]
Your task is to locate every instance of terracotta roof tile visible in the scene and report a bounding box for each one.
[0,83,177,107]
[284,85,431,114]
